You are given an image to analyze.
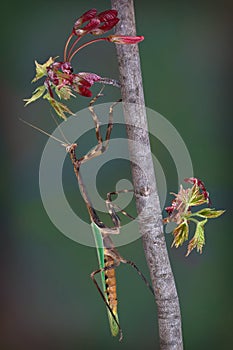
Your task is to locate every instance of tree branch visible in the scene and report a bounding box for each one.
[111,0,183,348]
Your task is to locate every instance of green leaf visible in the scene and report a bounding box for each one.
[188,184,207,207]
[43,93,73,120]
[196,208,225,219]
[32,57,55,82]
[172,220,189,248]
[55,86,75,100]
[186,219,207,256]
[24,85,46,106]
[190,195,208,206]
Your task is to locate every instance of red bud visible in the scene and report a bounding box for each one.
[106,35,144,44]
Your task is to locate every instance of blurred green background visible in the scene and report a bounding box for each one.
[1,0,232,349]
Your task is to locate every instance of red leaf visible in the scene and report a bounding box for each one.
[107,35,144,44]
[98,9,118,22]
[74,8,97,29]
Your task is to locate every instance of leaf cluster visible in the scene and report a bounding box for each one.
[164,180,225,256]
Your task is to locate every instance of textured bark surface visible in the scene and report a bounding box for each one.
[111,0,183,348]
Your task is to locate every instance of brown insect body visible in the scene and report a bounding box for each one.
[104,253,118,315]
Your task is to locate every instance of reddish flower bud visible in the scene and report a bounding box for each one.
[81,8,98,20]
[75,18,101,36]
[73,9,119,37]
[98,9,118,22]
[106,35,144,44]
[74,8,97,29]
[91,18,120,35]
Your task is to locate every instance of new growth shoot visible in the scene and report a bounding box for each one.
[24,8,144,119]
[164,177,225,256]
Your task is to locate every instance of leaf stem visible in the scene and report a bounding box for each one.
[67,36,82,61]
[63,33,74,61]
[68,38,107,62]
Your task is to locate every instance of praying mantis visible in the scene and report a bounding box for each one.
[21,89,154,341]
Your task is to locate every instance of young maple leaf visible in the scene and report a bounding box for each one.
[164,177,225,256]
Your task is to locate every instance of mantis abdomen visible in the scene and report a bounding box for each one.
[104,254,118,315]
[103,252,120,338]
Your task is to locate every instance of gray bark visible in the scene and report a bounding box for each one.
[111,0,183,348]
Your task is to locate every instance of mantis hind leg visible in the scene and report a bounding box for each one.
[123,259,154,296]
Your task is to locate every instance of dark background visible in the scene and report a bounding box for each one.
[1,0,232,349]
